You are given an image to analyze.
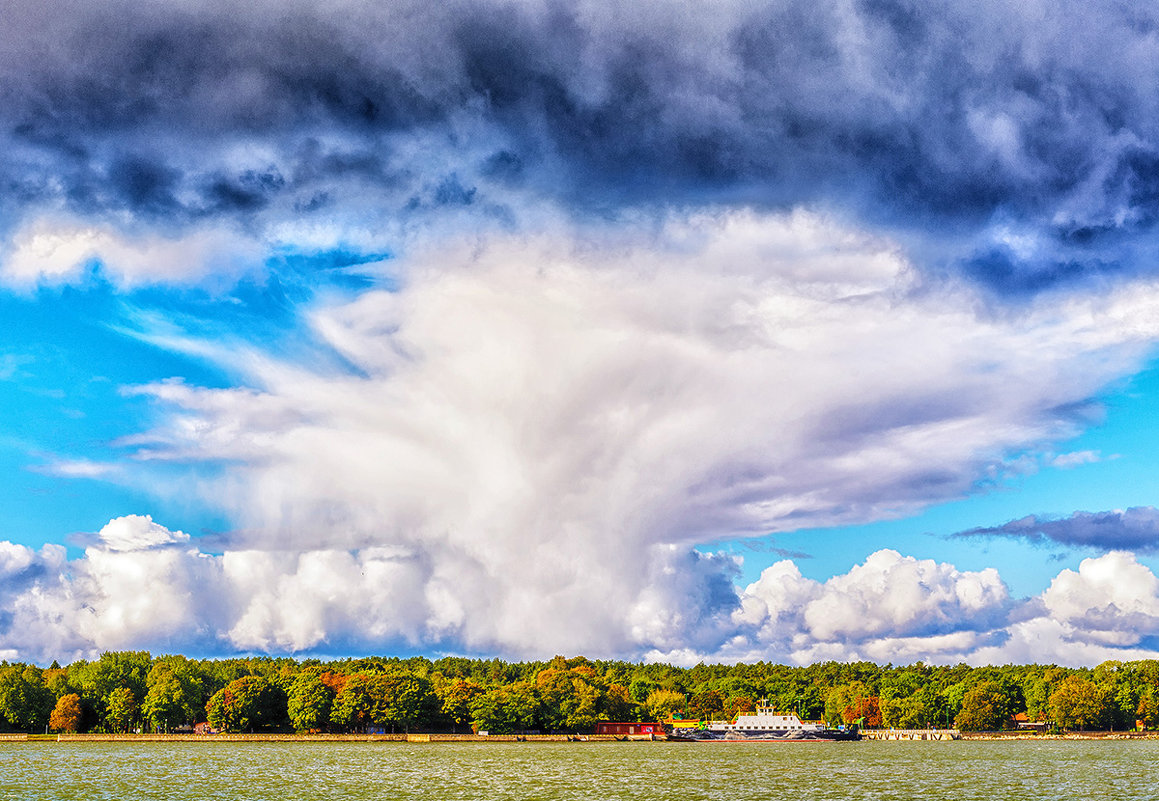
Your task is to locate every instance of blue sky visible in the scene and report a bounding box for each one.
[5,0,1159,666]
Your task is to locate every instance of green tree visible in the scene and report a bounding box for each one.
[880,671,924,705]
[438,679,484,731]
[1136,686,1159,729]
[825,682,874,726]
[882,686,938,729]
[470,681,540,734]
[533,666,608,731]
[205,676,285,733]
[105,688,138,733]
[45,667,72,700]
[628,678,657,704]
[70,651,151,729]
[330,674,383,732]
[1022,675,1054,722]
[142,663,202,731]
[49,694,82,733]
[1094,661,1143,730]
[642,689,686,722]
[329,673,436,732]
[1048,676,1111,731]
[603,683,636,722]
[379,673,437,732]
[0,665,53,731]
[689,690,724,721]
[287,672,334,733]
[954,680,1013,731]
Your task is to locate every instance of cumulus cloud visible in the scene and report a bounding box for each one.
[726,550,1012,665]
[671,549,1159,667]
[95,514,191,551]
[0,519,443,660]
[953,506,1159,553]
[802,550,1008,642]
[9,524,1159,667]
[2,0,1159,291]
[1040,551,1159,646]
[966,552,1159,665]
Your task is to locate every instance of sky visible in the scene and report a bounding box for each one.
[4,0,1159,668]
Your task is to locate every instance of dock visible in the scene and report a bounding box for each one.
[860,728,961,740]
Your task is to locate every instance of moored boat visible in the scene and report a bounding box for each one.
[667,700,860,741]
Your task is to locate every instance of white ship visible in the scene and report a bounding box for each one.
[671,699,860,741]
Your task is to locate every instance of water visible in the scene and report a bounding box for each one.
[2,740,1156,800]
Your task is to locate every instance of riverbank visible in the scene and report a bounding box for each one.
[5,732,660,743]
[5,730,1159,742]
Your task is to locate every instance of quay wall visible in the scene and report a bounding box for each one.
[50,733,634,743]
[18,730,1159,743]
[861,729,960,740]
[959,730,1159,740]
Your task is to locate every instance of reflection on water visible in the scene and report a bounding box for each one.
[2,740,1157,800]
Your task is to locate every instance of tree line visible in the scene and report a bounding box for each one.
[2,653,1158,734]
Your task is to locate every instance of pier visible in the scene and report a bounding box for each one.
[861,728,961,740]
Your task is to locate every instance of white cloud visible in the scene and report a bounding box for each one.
[35,459,119,479]
[0,218,261,288]
[1048,450,1103,469]
[220,547,435,652]
[73,543,220,652]
[6,520,1159,666]
[727,549,1012,665]
[0,541,39,577]
[670,550,1159,667]
[802,550,1008,641]
[967,553,1159,665]
[96,514,191,551]
[1040,551,1159,645]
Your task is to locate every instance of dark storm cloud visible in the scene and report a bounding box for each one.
[3,0,1159,290]
[952,507,1159,553]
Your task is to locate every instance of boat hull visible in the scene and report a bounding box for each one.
[671,726,860,742]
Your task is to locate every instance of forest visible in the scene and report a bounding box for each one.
[2,653,1158,735]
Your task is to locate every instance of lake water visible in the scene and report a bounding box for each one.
[2,740,1156,800]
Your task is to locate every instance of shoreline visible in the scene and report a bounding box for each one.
[2,731,1158,743]
[6,733,650,743]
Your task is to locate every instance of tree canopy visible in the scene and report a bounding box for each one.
[2,652,1159,734]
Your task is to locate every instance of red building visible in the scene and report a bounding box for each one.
[595,722,661,735]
